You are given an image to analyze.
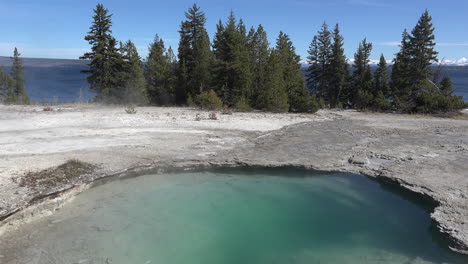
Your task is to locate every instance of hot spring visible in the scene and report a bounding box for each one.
[2,168,467,264]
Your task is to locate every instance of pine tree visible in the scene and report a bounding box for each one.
[212,11,254,106]
[351,39,373,108]
[166,46,178,103]
[176,4,212,103]
[11,48,30,104]
[120,40,147,105]
[260,50,289,112]
[106,37,126,102]
[80,4,122,103]
[439,76,453,96]
[374,54,390,97]
[248,25,269,108]
[0,66,16,103]
[372,54,391,110]
[392,10,463,112]
[211,20,228,100]
[232,18,254,105]
[329,24,349,107]
[307,23,332,103]
[408,10,438,88]
[276,31,315,112]
[391,29,412,108]
[145,35,173,105]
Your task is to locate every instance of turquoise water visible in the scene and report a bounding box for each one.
[4,168,468,264]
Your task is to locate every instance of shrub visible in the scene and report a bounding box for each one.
[318,97,326,109]
[209,112,218,120]
[187,94,197,107]
[222,105,233,115]
[196,90,223,110]
[309,94,320,113]
[415,93,465,113]
[235,97,252,112]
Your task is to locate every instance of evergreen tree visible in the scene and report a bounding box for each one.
[212,11,254,106]
[146,35,173,105]
[408,10,438,88]
[307,23,332,103]
[11,48,30,104]
[260,50,289,112]
[374,54,390,97]
[351,39,373,108]
[166,46,178,103]
[439,76,453,96]
[248,25,269,108]
[329,24,349,107]
[391,29,412,108]
[81,4,122,103]
[276,31,315,112]
[211,20,228,100]
[176,4,212,103]
[120,40,147,105]
[392,10,464,113]
[372,54,391,110]
[0,66,16,103]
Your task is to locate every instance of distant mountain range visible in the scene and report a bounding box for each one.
[300,57,468,67]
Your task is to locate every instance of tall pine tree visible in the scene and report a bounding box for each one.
[176,4,212,103]
[374,54,390,97]
[276,31,315,112]
[261,50,289,112]
[120,40,147,105]
[248,25,269,108]
[146,35,171,105]
[391,29,412,108]
[372,54,391,110]
[307,23,332,104]
[408,10,438,88]
[212,11,254,106]
[80,4,122,103]
[351,39,373,108]
[11,48,30,104]
[329,24,349,107]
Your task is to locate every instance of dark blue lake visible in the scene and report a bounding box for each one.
[1,57,467,102]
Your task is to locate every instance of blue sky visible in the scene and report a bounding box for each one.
[0,0,467,61]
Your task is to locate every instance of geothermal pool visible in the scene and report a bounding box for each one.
[2,168,467,264]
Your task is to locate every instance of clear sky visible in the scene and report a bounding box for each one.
[0,0,467,61]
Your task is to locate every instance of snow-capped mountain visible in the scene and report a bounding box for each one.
[437,57,468,66]
[300,57,468,67]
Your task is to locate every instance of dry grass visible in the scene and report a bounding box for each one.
[430,111,468,120]
[42,106,54,111]
[18,159,96,188]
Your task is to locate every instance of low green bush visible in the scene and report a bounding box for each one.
[196,90,223,110]
[415,93,465,113]
[235,97,253,112]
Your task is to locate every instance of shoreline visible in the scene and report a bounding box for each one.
[0,105,467,258]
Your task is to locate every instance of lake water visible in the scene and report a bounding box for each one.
[1,62,467,102]
[2,168,467,264]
